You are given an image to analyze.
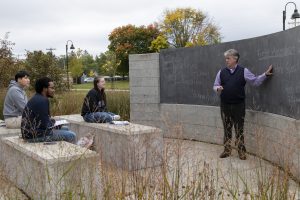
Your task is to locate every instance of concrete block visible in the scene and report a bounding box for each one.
[176,104,219,126]
[160,104,178,123]
[130,111,160,121]
[131,86,159,96]
[129,68,159,78]
[60,115,163,171]
[130,77,160,87]
[129,60,159,71]
[181,124,223,144]
[248,110,297,133]
[130,94,160,104]
[130,103,160,113]
[0,127,20,137]
[0,136,101,199]
[0,127,22,163]
[130,118,179,139]
[129,53,159,62]
[130,120,162,129]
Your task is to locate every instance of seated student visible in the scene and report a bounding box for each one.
[3,70,30,129]
[81,76,120,123]
[21,77,76,143]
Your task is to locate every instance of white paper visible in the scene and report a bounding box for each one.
[50,119,69,128]
[110,121,129,125]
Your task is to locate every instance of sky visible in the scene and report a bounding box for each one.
[0,0,297,58]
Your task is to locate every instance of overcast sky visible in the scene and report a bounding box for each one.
[0,0,297,58]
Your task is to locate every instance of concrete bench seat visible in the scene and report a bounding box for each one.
[59,114,163,171]
[0,121,20,138]
[0,136,101,199]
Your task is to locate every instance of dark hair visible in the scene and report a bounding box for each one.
[93,76,106,105]
[15,70,30,82]
[93,76,105,92]
[35,77,53,93]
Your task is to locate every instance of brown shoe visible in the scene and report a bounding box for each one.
[219,151,231,158]
[238,151,247,160]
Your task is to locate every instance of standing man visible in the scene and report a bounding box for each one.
[21,77,76,143]
[213,49,273,160]
[3,71,30,128]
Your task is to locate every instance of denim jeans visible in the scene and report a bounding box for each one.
[26,126,76,143]
[83,112,116,123]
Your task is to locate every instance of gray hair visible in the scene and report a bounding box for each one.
[224,49,240,62]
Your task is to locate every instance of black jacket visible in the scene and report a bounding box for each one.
[81,88,107,116]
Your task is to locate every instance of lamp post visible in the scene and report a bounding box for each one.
[65,40,75,89]
[283,2,300,30]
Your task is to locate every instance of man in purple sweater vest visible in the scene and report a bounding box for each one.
[213,49,273,160]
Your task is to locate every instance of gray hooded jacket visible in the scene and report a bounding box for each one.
[3,80,28,119]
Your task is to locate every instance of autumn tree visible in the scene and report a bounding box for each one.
[150,34,169,52]
[108,24,160,75]
[155,8,221,48]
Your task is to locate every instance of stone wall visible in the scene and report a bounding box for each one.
[129,53,300,182]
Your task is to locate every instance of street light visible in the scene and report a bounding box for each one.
[65,40,75,89]
[283,2,300,30]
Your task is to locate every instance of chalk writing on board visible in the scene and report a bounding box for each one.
[257,47,297,60]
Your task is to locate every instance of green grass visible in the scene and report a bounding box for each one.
[72,80,129,90]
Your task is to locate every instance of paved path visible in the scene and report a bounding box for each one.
[162,138,300,199]
[121,139,300,199]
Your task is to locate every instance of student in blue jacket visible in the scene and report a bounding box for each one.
[21,77,76,143]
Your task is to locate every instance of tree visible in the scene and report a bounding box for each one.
[102,51,121,89]
[81,50,98,74]
[150,34,169,52]
[158,8,221,48]
[108,24,160,75]
[102,51,120,78]
[25,51,65,90]
[69,55,83,84]
[0,32,24,87]
[67,49,85,84]
[95,53,107,75]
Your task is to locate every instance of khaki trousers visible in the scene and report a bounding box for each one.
[4,116,22,129]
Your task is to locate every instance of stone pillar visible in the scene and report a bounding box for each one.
[129,53,161,128]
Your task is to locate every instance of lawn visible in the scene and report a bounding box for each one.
[73,80,129,90]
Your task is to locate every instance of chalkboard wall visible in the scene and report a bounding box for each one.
[160,26,300,119]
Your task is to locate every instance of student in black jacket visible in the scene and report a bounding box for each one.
[81,76,120,123]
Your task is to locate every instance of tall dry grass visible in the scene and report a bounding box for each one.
[50,90,130,120]
[0,90,130,121]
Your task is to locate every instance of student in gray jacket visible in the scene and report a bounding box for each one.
[3,71,30,128]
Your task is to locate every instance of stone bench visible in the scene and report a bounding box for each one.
[59,114,163,171]
[0,121,20,138]
[0,136,101,199]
